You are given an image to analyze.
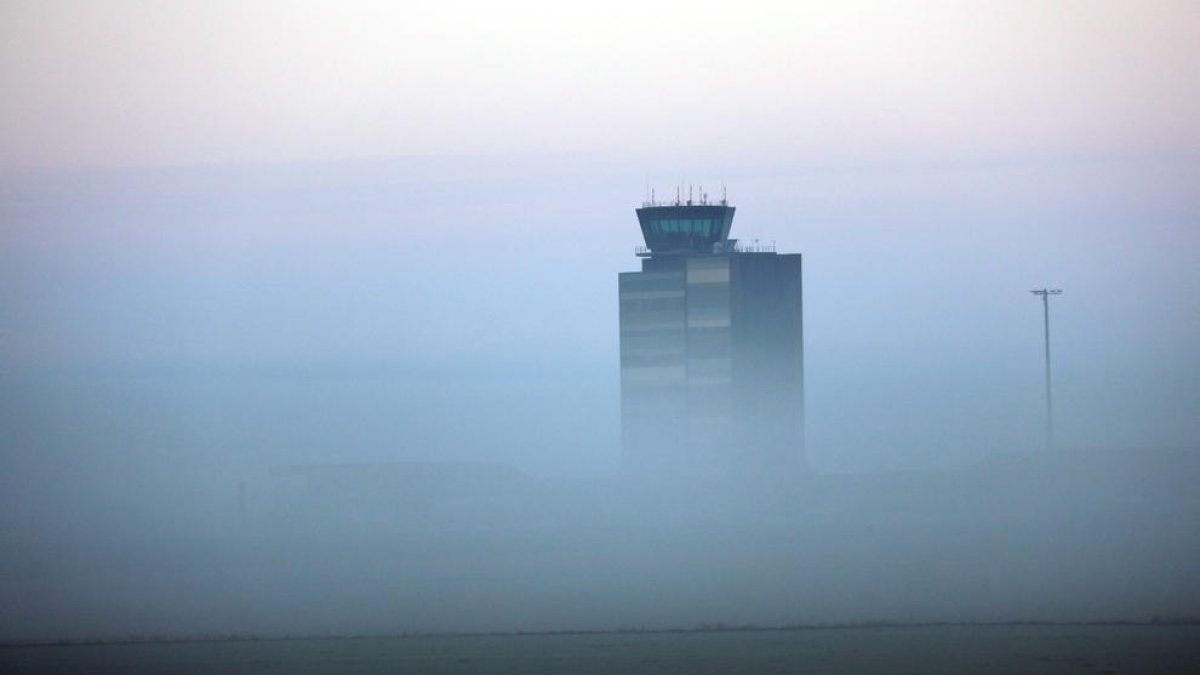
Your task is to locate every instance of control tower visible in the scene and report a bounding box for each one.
[618,191,804,477]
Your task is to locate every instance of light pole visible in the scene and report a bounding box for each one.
[1030,288,1062,451]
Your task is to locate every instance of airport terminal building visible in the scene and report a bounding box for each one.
[619,196,804,476]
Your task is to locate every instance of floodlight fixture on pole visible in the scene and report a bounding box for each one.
[1030,288,1062,451]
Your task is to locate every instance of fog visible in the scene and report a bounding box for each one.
[2,0,1199,646]
[2,153,1198,641]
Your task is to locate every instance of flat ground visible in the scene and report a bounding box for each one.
[3,624,1198,675]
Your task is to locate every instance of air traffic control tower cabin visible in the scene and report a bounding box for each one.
[619,193,804,478]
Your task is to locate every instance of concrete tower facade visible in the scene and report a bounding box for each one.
[618,197,804,477]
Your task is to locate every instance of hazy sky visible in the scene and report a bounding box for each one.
[1,0,1198,476]
[2,0,1197,170]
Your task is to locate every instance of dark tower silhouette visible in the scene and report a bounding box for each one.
[619,194,804,477]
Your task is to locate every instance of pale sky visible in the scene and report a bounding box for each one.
[2,0,1198,170]
[1,1,1198,475]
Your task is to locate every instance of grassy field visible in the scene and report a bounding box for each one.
[3,623,1199,674]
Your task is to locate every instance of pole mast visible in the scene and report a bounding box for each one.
[1030,288,1062,450]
